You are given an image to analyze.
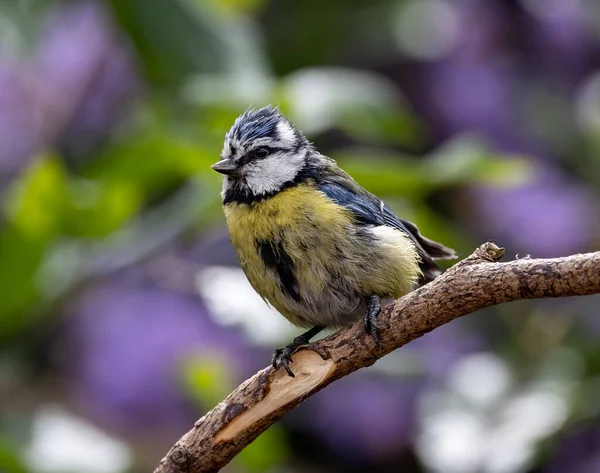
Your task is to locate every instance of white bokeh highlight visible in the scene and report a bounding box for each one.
[284,67,403,134]
[393,0,460,61]
[196,265,297,345]
[417,351,576,473]
[26,405,132,473]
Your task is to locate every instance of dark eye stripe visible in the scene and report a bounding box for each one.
[251,146,288,154]
[238,146,288,165]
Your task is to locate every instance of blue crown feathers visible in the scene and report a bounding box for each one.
[228,106,283,143]
[227,106,310,150]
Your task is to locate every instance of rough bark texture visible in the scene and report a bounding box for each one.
[154,242,600,473]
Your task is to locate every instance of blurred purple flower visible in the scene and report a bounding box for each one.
[416,1,539,153]
[414,0,596,258]
[184,227,240,268]
[0,0,139,181]
[35,1,140,159]
[544,425,600,473]
[296,375,422,463]
[471,164,594,257]
[61,269,259,436]
[453,0,511,63]
[426,62,520,149]
[407,320,483,381]
[0,65,54,178]
[526,3,600,88]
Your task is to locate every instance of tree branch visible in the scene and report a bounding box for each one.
[154,242,600,473]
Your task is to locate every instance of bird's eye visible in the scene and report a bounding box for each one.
[253,147,269,159]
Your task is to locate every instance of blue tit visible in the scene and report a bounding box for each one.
[212,106,456,376]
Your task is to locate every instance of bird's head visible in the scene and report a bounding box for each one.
[212,106,315,202]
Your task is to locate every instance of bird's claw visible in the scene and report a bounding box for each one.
[272,327,323,377]
[272,345,298,377]
[364,295,383,347]
[364,315,381,345]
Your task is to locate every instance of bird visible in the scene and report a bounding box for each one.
[212,106,457,377]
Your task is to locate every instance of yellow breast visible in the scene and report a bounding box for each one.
[223,184,353,323]
[223,182,421,327]
[224,184,352,244]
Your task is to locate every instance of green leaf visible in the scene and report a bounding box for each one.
[237,425,289,472]
[193,0,268,16]
[6,157,70,241]
[0,226,45,337]
[0,436,29,473]
[108,0,229,87]
[337,106,424,148]
[181,354,235,408]
[426,134,533,188]
[335,134,533,198]
[64,180,143,237]
[85,132,216,191]
[335,150,430,198]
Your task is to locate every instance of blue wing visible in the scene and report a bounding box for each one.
[318,181,422,249]
[318,180,456,282]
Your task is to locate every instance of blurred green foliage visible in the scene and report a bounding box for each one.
[0,437,29,473]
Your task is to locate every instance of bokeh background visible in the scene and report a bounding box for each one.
[1,0,600,472]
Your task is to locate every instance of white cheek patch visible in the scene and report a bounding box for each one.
[244,153,304,195]
[276,121,297,148]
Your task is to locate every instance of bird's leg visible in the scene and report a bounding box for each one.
[272,326,323,377]
[364,294,382,345]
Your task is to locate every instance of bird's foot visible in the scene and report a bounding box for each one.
[272,326,323,377]
[272,343,303,378]
[364,295,382,347]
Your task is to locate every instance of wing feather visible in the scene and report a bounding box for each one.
[316,165,456,283]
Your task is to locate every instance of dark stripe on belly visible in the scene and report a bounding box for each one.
[257,240,301,302]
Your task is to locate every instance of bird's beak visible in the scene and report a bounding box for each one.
[211,159,240,176]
